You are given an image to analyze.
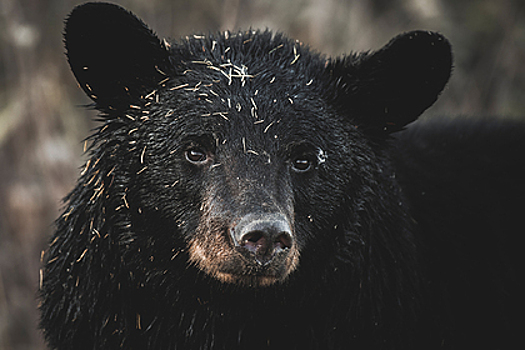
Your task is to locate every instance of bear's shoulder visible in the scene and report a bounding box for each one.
[392,116,525,180]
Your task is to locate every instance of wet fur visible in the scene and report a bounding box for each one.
[40,3,521,349]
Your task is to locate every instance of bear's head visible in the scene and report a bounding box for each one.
[63,2,451,288]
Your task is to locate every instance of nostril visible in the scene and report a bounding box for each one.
[274,232,293,251]
[241,231,267,253]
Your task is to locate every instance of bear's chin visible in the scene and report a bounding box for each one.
[214,272,283,288]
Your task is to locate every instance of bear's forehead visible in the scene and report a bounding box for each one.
[168,30,325,105]
[155,31,333,146]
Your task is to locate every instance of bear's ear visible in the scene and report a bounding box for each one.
[327,31,452,135]
[64,2,171,110]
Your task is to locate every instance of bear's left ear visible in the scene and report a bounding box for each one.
[326,31,452,135]
[64,2,171,110]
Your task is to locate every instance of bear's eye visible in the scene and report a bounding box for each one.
[185,148,208,164]
[291,157,313,173]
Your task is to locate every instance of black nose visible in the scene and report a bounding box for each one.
[231,213,293,265]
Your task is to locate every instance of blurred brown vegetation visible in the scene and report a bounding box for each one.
[1,0,524,349]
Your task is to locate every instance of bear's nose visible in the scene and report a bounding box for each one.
[231,213,293,266]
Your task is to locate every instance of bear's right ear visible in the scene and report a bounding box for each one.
[64,2,171,110]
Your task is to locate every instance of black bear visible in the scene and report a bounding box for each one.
[40,2,522,349]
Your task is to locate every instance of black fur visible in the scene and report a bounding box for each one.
[40,3,521,349]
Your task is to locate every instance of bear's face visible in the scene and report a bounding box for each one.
[118,46,359,286]
[64,3,451,287]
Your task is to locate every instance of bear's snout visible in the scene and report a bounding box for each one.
[231,213,294,266]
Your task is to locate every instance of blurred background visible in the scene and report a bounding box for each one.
[1,0,524,349]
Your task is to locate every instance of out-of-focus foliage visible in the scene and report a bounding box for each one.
[1,0,523,349]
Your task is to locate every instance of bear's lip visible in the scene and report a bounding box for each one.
[234,244,291,267]
[210,246,297,287]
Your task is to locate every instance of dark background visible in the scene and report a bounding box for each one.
[1,0,524,349]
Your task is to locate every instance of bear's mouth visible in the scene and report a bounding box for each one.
[188,213,300,287]
[188,237,300,288]
[209,248,299,287]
